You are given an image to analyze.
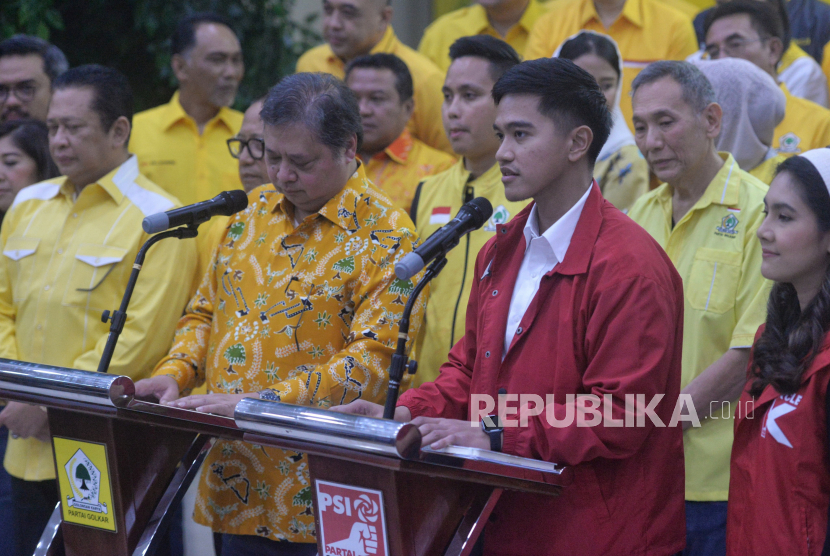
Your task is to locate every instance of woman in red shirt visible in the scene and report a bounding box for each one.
[727,148,830,556]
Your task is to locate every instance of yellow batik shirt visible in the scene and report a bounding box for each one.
[593,144,650,212]
[363,129,456,213]
[153,163,426,541]
[0,155,197,481]
[130,91,244,206]
[628,153,770,500]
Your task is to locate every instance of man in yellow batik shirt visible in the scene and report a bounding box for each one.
[297,0,451,154]
[0,65,196,556]
[136,73,425,555]
[345,53,455,212]
[130,13,245,206]
[418,0,548,72]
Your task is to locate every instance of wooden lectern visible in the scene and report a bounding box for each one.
[0,359,571,556]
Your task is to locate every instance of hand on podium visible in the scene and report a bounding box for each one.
[134,375,180,404]
[331,400,411,422]
[0,401,50,442]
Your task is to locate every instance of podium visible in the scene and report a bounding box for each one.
[0,359,571,556]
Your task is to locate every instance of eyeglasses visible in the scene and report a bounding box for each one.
[0,82,38,104]
[704,37,768,60]
[227,137,265,160]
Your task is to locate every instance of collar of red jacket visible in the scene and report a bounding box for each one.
[495,180,603,278]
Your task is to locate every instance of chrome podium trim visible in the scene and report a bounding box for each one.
[235,399,421,459]
[0,358,134,407]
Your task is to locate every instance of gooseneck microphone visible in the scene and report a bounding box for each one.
[395,197,493,280]
[142,190,249,234]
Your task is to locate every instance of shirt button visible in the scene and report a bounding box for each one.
[492,290,498,296]
[73,213,78,218]
[36,324,42,331]
[43,285,50,291]
[57,249,63,255]
[516,327,523,335]
[485,351,491,358]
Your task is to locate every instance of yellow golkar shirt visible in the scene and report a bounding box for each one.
[628,153,770,501]
[774,83,830,156]
[153,163,426,541]
[0,155,197,481]
[296,26,452,155]
[130,91,244,206]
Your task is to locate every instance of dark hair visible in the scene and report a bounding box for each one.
[449,35,522,82]
[0,35,68,83]
[261,73,363,153]
[0,119,59,182]
[558,33,621,79]
[52,65,134,132]
[344,53,414,102]
[704,1,790,55]
[171,12,236,57]
[631,61,717,113]
[750,155,830,397]
[491,58,612,164]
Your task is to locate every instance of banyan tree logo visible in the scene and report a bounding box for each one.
[64,449,107,514]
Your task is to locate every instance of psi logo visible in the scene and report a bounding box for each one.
[53,438,116,531]
[316,480,388,556]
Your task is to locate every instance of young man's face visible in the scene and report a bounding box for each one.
[441,56,501,161]
[494,94,573,202]
[0,54,52,122]
[346,66,413,157]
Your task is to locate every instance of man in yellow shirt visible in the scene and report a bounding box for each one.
[628,61,769,555]
[345,53,455,212]
[0,65,196,556]
[297,0,451,154]
[418,0,548,72]
[704,1,830,155]
[135,72,425,555]
[412,36,529,386]
[130,13,245,206]
[524,0,698,130]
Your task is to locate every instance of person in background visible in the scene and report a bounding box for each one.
[410,36,528,386]
[704,1,830,156]
[524,0,698,131]
[0,64,195,556]
[555,31,649,211]
[418,0,548,72]
[0,35,68,123]
[130,12,245,206]
[297,0,451,154]
[726,148,830,556]
[692,57,786,184]
[345,53,455,212]
[628,60,770,556]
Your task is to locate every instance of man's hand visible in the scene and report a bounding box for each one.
[0,402,50,443]
[166,393,257,417]
[412,416,490,450]
[134,375,180,404]
[330,401,412,422]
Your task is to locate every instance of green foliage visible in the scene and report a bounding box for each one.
[2,0,321,111]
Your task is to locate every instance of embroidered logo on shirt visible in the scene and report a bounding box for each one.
[778,132,802,154]
[484,205,510,232]
[761,394,801,448]
[715,213,740,237]
[429,206,451,225]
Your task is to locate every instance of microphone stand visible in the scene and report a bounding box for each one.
[96,225,199,374]
[382,255,448,420]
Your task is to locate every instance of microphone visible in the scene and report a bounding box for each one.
[142,190,249,234]
[395,197,493,280]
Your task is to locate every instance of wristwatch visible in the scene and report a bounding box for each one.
[480,414,503,452]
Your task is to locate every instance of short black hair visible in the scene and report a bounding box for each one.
[449,35,522,82]
[0,119,59,182]
[52,65,134,132]
[492,58,612,164]
[704,1,790,54]
[0,35,68,83]
[344,53,414,102]
[558,33,621,78]
[171,12,237,57]
[261,72,363,153]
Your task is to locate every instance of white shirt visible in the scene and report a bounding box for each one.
[503,185,592,358]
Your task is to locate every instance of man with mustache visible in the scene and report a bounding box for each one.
[0,35,68,123]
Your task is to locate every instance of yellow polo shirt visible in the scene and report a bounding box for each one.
[0,156,197,481]
[362,129,456,212]
[628,153,770,500]
[130,91,244,206]
[525,0,698,131]
[296,26,452,154]
[411,160,530,386]
[748,154,786,185]
[774,84,830,155]
[418,0,548,72]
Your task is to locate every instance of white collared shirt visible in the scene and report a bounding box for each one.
[503,185,592,357]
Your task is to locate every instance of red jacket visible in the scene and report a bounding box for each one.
[400,184,686,556]
[727,326,830,556]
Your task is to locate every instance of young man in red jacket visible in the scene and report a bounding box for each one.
[335,57,687,556]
